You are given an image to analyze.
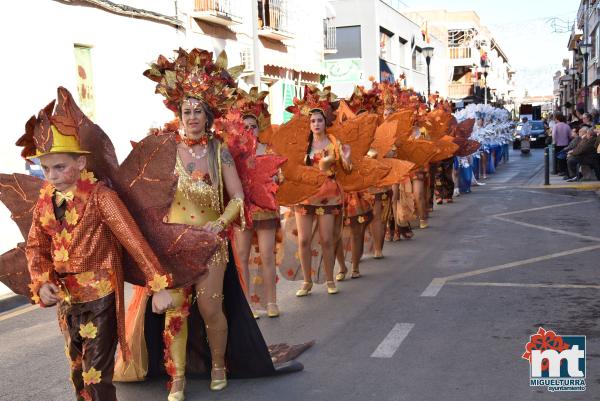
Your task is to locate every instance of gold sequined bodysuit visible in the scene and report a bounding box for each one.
[166,154,228,267]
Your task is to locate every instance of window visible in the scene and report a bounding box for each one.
[380,29,393,61]
[325,25,361,60]
[398,36,407,67]
[73,44,96,120]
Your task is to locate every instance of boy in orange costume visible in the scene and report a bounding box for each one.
[21,92,173,401]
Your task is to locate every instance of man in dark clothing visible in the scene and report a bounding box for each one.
[566,127,599,181]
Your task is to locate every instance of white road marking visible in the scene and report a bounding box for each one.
[420,278,446,297]
[492,200,594,217]
[371,323,415,358]
[492,216,600,242]
[447,281,600,290]
[421,244,600,297]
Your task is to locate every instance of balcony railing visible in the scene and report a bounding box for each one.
[324,18,337,54]
[448,46,472,60]
[448,83,474,98]
[192,0,242,26]
[258,0,293,41]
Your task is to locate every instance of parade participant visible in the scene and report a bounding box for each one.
[230,87,283,318]
[335,88,377,277]
[115,49,308,400]
[290,86,352,295]
[16,88,174,401]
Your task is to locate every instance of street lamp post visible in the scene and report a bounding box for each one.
[569,67,577,114]
[423,46,434,100]
[580,43,590,111]
[482,65,489,105]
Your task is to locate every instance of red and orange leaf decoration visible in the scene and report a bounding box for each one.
[335,100,357,125]
[216,111,287,227]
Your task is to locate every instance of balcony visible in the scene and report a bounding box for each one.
[258,0,294,41]
[448,46,472,60]
[448,83,474,99]
[324,18,337,54]
[192,0,242,26]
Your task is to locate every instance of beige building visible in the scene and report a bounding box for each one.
[404,9,515,108]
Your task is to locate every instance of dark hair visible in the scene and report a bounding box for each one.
[555,113,566,123]
[305,109,326,166]
[178,98,215,131]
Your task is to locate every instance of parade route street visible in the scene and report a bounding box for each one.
[2,149,600,401]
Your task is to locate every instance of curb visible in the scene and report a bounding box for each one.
[525,184,600,191]
[0,294,29,314]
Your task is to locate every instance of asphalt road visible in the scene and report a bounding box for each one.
[2,149,600,401]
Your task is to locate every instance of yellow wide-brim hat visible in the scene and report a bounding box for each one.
[29,125,91,159]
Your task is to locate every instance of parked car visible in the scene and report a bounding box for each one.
[513,120,547,149]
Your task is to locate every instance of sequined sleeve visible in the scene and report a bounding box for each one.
[97,186,172,292]
[25,203,55,305]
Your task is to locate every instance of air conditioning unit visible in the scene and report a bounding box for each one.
[241,47,254,72]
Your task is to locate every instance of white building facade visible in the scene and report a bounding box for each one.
[324,0,448,99]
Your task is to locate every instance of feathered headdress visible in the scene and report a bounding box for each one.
[143,48,244,118]
[347,85,380,114]
[285,85,338,122]
[234,87,271,131]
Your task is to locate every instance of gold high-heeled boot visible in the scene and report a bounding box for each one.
[205,324,228,391]
[164,289,190,401]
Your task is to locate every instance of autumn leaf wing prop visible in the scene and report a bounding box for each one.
[115,133,220,288]
[454,138,481,157]
[430,135,460,163]
[389,109,416,146]
[336,157,390,192]
[396,139,440,169]
[263,116,327,206]
[218,115,287,227]
[371,119,398,158]
[0,174,44,296]
[425,108,453,141]
[453,118,475,139]
[377,159,415,187]
[328,112,378,165]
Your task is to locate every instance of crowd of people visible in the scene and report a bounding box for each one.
[548,111,600,181]
[0,48,515,401]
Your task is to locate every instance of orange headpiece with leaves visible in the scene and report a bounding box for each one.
[16,87,91,159]
[143,48,243,118]
[234,87,271,131]
[347,85,380,114]
[286,85,338,123]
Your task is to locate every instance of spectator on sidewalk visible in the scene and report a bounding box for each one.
[566,127,599,181]
[552,113,571,175]
[581,112,593,128]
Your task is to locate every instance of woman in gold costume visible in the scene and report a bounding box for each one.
[115,49,307,401]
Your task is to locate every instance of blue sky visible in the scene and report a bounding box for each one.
[404,0,578,96]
